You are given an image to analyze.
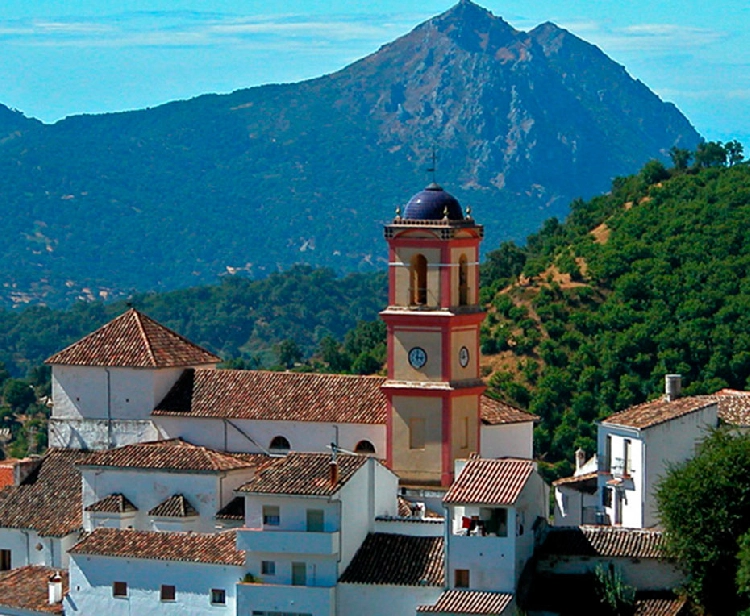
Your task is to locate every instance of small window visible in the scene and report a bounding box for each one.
[113,581,128,598]
[0,549,10,571]
[307,509,324,532]
[269,436,291,452]
[263,505,280,526]
[409,418,426,450]
[354,440,376,455]
[261,560,276,575]
[458,254,469,305]
[292,562,307,586]
[410,254,428,305]
[161,585,176,602]
[211,588,226,605]
[454,569,470,588]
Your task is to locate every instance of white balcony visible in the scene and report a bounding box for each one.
[237,528,340,556]
[237,581,334,616]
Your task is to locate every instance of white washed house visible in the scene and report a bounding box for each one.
[597,376,718,528]
[235,452,398,616]
[441,457,548,595]
[66,528,244,615]
[552,449,598,526]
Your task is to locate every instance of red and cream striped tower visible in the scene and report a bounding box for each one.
[381,183,486,486]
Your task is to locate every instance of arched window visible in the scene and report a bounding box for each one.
[410,254,427,305]
[269,436,291,453]
[458,254,469,306]
[354,440,376,455]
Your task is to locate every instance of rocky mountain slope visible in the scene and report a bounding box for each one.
[0,0,700,307]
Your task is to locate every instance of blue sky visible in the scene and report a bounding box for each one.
[2,0,748,144]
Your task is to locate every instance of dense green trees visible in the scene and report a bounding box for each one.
[656,429,750,614]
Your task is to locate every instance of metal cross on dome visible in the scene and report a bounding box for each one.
[427,148,438,184]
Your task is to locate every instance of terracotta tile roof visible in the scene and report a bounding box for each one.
[539,525,666,559]
[0,449,83,537]
[444,458,535,505]
[153,368,388,424]
[713,389,750,426]
[0,461,16,490]
[149,494,198,517]
[85,493,137,513]
[45,308,220,367]
[339,533,444,586]
[216,496,245,520]
[480,397,538,425]
[237,452,369,496]
[153,369,527,427]
[603,395,717,430]
[76,438,257,473]
[552,472,598,494]
[417,590,513,614]
[0,566,68,614]
[69,528,244,566]
[634,592,689,616]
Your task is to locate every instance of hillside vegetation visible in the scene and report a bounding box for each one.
[480,143,750,475]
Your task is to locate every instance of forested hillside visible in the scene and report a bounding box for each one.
[479,142,749,475]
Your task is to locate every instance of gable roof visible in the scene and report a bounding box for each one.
[153,368,534,426]
[444,457,535,505]
[216,496,245,521]
[714,389,750,426]
[75,438,260,473]
[480,397,538,425]
[86,493,138,513]
[0,449,83,537]
[0,566,68,614]
[237,452,370,497]
[149,494,198,518]
[154,368,388,424]
[538,525,666,559]
[70,528,244,565]
[417,590,513,614]
[45,308,220,368]
[339,533,444,586]
[602,395,717,430]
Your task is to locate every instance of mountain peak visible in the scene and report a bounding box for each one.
[427,0,518,52]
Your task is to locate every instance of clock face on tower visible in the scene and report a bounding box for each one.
[459,346,470,368]
[408,347,427,369]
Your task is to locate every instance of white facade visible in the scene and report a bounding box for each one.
[338,583,442,616]
[553,479,598,527]
[480,422,534,460]
[66,553,243,615]
[80,467,255,533]
[236,458,398,616]
[155,416,385,458]
[445,471,548,593]
[0,529,77,570]
[597,402,717,528]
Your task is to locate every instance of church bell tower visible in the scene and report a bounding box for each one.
[381,183,486,486]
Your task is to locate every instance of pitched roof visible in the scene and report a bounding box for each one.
[69,528,244,566]
[45,308,220,367]
[444,457,535,505]
[0,449,83,537]
[153,368,388,424]
[0,566,68,614]
[417,590,513,614]
[714,389,750,426]
[85,493,138,513]
[76,438,258,473]
[480,397,538,425]
[603,395,717,430]
[634,592,689,616]
[149,494,198,517]
[539,526,666,559]
[153,368,530,427]
[552,472,598,494]
[237,452,369,496]
[216,496,245,521]
[339,533,444,586]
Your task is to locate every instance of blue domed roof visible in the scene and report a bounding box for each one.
[403,183,464,221]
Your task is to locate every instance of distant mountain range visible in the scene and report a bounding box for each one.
[0,0,700,308]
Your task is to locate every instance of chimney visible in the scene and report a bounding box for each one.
[48,573,63,605]
[665,374,682,402]
[574,448,586,475]
[329,460,339,487]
